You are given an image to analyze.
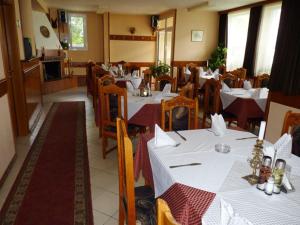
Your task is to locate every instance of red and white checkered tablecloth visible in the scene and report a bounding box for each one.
[160,183,216,225]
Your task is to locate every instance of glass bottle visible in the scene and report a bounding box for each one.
[257,156,272,191]
[273,159,286,194]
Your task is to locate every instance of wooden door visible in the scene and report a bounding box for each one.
[0,0,28,136]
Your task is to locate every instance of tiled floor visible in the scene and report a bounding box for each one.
[0,87,144,225]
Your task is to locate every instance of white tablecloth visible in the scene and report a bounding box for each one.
[220,88,268,112]
[147,129,300,225]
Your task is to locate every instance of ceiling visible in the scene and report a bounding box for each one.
[43,0,265,14]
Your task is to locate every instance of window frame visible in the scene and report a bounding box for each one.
[68,13,88,51]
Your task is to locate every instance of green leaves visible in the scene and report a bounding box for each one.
[150,62,171,78]
[208,44,227,71]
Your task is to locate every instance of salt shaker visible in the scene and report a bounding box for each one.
[273,159,286,194]
[257,156,272,191]
[264,176,275,195]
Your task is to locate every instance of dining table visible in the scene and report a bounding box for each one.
[134,128,300,225]
[220,88,268,129]
[127,91,177,131]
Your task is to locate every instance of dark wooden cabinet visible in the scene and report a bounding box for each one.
[21,57,43,132]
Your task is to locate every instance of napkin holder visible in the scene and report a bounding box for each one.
[242,139,263,185]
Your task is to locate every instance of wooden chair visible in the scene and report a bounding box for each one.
[92,65,109,108]
[157,199,180,225]
[202,79,237,128]
[86,61,95,96]
[161,95,198,131]
[282,111,300,134]
[230,68,247,80]
[254,74,270,88]
[179,82,194,99]
[97,75,115,137]
[155,75,176,92]
[116,118,156,225]
[219,73,238,88]
[282,110,300,157]
[188,67,200,98]
[100,84,130,158]
[143,68,153,89]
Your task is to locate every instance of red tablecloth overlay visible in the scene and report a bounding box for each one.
[134,132,155,187]
[128,104,161,132]
[134,133,216,225]
[160,183,216,225]
[224,98,264,128]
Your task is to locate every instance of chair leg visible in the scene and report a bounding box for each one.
[119,205,125,225]
[202,114,206,129]
[102,136,107,159]
[99,125,102,138]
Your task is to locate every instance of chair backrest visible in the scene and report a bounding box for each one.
[230,68,247,79]
[188,67,200,98]
[219,73,238,88]
[86,61,96,95]
[282,110,300,157]
[161,95,198,131]
[98,75,115,87]
[179,82,194,99]
[100,84,128,136]
[157,198,180,225]
[155,75,176,92]
[203,78,221,128]
[116,118,136,225]
[282,110,300,134]
[124,62,139,74]
[254,74,270,88]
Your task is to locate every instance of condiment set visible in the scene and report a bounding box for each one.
[257,156,286,195]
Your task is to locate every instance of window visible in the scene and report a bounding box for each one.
[68,13,87,50]
[227,9,250,71]
[157,16,174,65]
[254,3,282,75]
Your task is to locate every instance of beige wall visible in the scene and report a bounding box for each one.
[68,12,104,75]
[19,0,36,56]
[103,12,110,64]
[174,8,219,61]
[266,102,300,143]
[0,41,15,180]
[109,14,155,62]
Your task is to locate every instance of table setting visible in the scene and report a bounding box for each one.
[134,114,300,225]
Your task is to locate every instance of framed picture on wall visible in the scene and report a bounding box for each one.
[191,30,204,42]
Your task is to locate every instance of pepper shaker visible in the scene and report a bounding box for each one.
[273,159,286,194]
[257,156,272,191]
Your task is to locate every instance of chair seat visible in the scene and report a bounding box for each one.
[135,186,156,225]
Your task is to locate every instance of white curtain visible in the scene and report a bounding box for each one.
[254,3,282,75]
[226,9,250,71]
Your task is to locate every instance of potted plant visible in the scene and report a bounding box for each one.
[149,62,171,78]
[208,44,227,72]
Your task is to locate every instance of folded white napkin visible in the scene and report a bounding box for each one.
[185,65,191,75]
[132,70,139,77]
[126,81,134,93]
[130,77,142,89]
[212,68,219,77]
[259,87,269,98]
[211,114,227,136]
[263,133,292,160]
[222,82,231,92]
[251,88,260,99]
[243,80,252,90]
[154,124,177,147]
[221,199,253,225]
[162,83,172,94]
[101,63,108,71]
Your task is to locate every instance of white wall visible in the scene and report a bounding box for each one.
[0,40,15,179]
[32,11,61,50]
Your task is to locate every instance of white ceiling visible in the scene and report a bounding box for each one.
[43,0,264,14]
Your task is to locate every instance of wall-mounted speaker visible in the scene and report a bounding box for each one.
[151,15,159,29]
[59,10,67,23]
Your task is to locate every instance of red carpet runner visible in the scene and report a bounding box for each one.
[0,102,93,225]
